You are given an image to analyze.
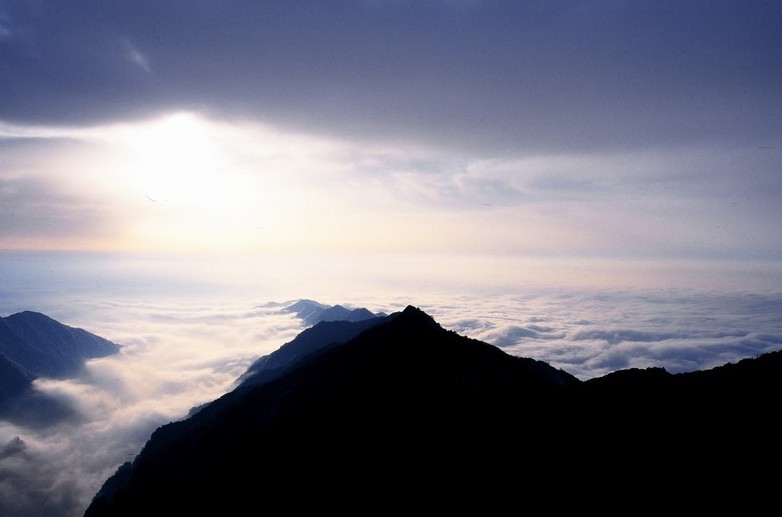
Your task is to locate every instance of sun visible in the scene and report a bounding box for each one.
[117,112,226,205]
[71,110,433,254]
[92,112,269,252]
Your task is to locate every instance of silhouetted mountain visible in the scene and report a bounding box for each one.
[235,314,390,388]
[84,306,781,515]
[280,299,386,326]
[0,354,34,402]
[0,311,120,410]
[279,298,328,322]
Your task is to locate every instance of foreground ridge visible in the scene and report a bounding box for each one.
[84,306,782,515]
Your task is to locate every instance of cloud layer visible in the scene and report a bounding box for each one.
[1,2,780,263]
[1,260,782,516]
[2,1,779,155]
[0,297,305,517]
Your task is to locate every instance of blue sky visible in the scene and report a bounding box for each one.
[0,0,780,288]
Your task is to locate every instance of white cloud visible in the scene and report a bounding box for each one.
[2,111,780,260]
[0,297,305,517]
[1,273,782,516]
[122,39,151,73]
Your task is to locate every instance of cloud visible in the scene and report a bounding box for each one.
[0,277,782,516]
[0,1,778,155]
[0,297,306,517]
[0,175,115,244]
[488,325,566,347]
[1,100,779,260]
[122,39,151,73]
[424,288,782,380]
[573,329,686,346]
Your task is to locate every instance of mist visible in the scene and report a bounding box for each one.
[0,297,305,517]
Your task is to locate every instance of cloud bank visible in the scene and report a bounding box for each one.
[1,281,782,516]
[1,2,780,263]
[1,1,779,156]
[0,298,305,517]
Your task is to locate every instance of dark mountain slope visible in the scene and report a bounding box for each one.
[85,306,579,515]
[318,304,379,323]
[85,307,781,515]
[0,311,120,379]
[0,311,121,412]
[235,314,390,388]
[279,298,329,322]
[0,353,35,401]
[576,351,782,447]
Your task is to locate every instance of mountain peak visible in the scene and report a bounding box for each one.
[85,303,582,515]
[0,311,120,380]
[281,299,385,326]
[401,304,426,315]
[400,304,436,320]
[83,304,782,516]
[0,311,121,424]
[383,304,442,332]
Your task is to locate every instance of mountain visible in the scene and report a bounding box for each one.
[0,354,35,402]
[0,311,121,409]
[280,299,386,326]
[84,306,781,515]
[235,314,390,388]
[229,299,389,392]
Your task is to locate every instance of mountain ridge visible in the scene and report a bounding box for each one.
[84,304,781,514]
[0,311,121,413]
[280,299,387,326]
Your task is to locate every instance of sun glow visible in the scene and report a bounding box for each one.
[92,112,340,253]
[109,113,244,207]
[81,112,460,255]
[3,111,459,254]
[6,110,640,257]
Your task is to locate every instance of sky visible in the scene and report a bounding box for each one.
[1,2,782,515]
[0,0,780,276]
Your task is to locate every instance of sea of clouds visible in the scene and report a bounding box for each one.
[1,254,782,517]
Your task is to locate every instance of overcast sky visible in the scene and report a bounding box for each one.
[1,0,780,278]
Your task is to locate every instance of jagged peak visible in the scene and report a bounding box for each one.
[394,305,442,328]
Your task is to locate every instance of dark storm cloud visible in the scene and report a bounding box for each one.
[1,0,779,154]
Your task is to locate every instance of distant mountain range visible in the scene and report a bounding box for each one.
[280,298,386,326]
[230,299,386,389]
[84,304,781,515]
[0,311,120,410]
